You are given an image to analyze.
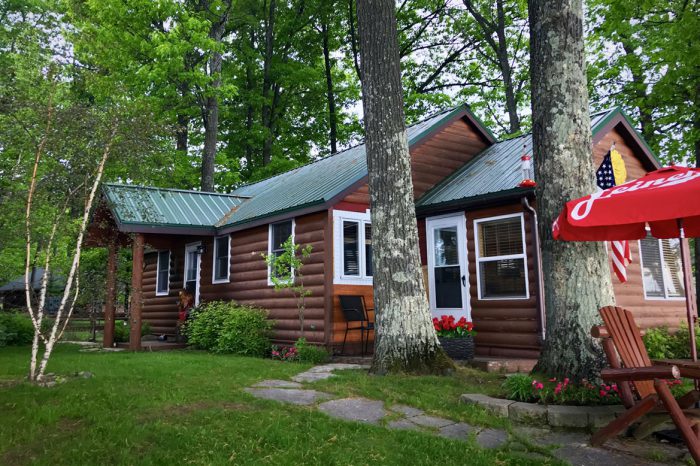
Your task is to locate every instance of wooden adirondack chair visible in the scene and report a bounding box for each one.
[591,306,700,464]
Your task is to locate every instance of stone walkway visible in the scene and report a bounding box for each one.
[244,364,688,465]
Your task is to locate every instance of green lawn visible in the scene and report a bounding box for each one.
[0,345,560,465]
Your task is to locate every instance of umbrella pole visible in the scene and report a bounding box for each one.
[678,220,698,364]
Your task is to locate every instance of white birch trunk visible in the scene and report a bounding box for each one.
[36,124,117,380]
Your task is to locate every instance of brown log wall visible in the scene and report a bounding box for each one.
[197,211,329,345]
[464,204,541,357]
[138,213,329,344]
[140,236,188,336]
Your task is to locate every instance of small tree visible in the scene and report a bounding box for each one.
[262,237,312,336]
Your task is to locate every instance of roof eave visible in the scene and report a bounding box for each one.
[416,187,534,217]
[591,108,661,170]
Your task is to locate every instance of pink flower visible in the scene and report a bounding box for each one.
[554,382,563,395]
[549,377,557,382]
[605,385,611,391]
[611,384,618,392]
[531,380,538,387]
[599,390,608,397]
[563,378,570,387]
[536,382,544,390]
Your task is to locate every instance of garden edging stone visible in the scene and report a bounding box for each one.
[461,393,625,429]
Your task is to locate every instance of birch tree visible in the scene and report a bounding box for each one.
[356,0,453,375]
[529,0,615,380]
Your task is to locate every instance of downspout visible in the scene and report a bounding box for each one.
[522,196,546,342]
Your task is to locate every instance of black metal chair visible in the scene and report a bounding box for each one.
[339,295,374,355]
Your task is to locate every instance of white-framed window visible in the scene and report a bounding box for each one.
[212,235,231,284]
[333,209,373,285]
[184,242,202,305]
[474,213,529,300]
[639,234,685,300]
[155,250,170,296]
[268,219,295,285]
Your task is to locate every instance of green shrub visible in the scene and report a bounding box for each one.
[0,312,34,346]
[186,301,273,357]
[113,320,152,343]
[642,324,699,360]
[114,321,129,343]
[502,374,536,403]
[295,338,330,364]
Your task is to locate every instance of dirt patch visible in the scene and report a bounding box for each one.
[1,417,86,466]
[0,379,23,389]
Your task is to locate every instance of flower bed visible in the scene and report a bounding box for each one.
[503,373,684,406]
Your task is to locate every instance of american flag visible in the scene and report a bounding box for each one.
[597,152,631,283]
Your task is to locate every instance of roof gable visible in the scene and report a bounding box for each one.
[217,103,494,231]
[416,107,660,211]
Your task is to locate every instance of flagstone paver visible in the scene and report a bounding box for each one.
[389,404,424,418]
[387,418,422,431]
[438,422,475,440]
[291,372,337,383]
[242,362,686,465]
[475,428,508,449]
[244,387,332,405]
[318,398,387,424]
[252,379,303,388]
[408,414,455,429]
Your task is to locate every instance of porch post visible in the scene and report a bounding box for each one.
[129,233,144,351]
[103,239,118,348]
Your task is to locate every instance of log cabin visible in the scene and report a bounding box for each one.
[88,104,689,356]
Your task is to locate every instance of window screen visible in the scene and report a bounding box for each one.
[214,235,230,281]
[156,250,170,294]
[476,216,527,299]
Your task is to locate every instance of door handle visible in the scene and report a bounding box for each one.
[461,275,466,286]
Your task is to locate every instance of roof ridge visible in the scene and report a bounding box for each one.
[231,104,463,193]
[104,183,249,199]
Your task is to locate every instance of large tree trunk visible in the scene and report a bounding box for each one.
[530,0,615,380]
[357,0,453,375]
[261,0,276,166]
[322,20,338,154]
[495,0,520,134]
[201,39,223,192]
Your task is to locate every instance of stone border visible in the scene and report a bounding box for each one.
[460,394,626,429]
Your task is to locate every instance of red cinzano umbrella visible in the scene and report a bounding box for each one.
[553,165,700,361]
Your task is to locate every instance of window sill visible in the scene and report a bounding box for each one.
[477,295,529,301]
[212,278,230,285]
[334,277,373,286]
[643,296,686,301]
[155,291,170,297]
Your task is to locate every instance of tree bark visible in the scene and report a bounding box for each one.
[495,0,520,134]
[348,0,362,82]
[529,0,615,380]
[103,239,118,348]
[357,0,453,375]
[129,233,144,351]
[462,0,521,134]
[261,0,277,166]
[322,20,338,154]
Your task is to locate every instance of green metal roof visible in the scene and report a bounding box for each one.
[220,103,490,229]
[103,184,247,230]
[416,108,620,209]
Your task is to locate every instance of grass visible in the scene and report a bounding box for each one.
[0,345,559,465]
